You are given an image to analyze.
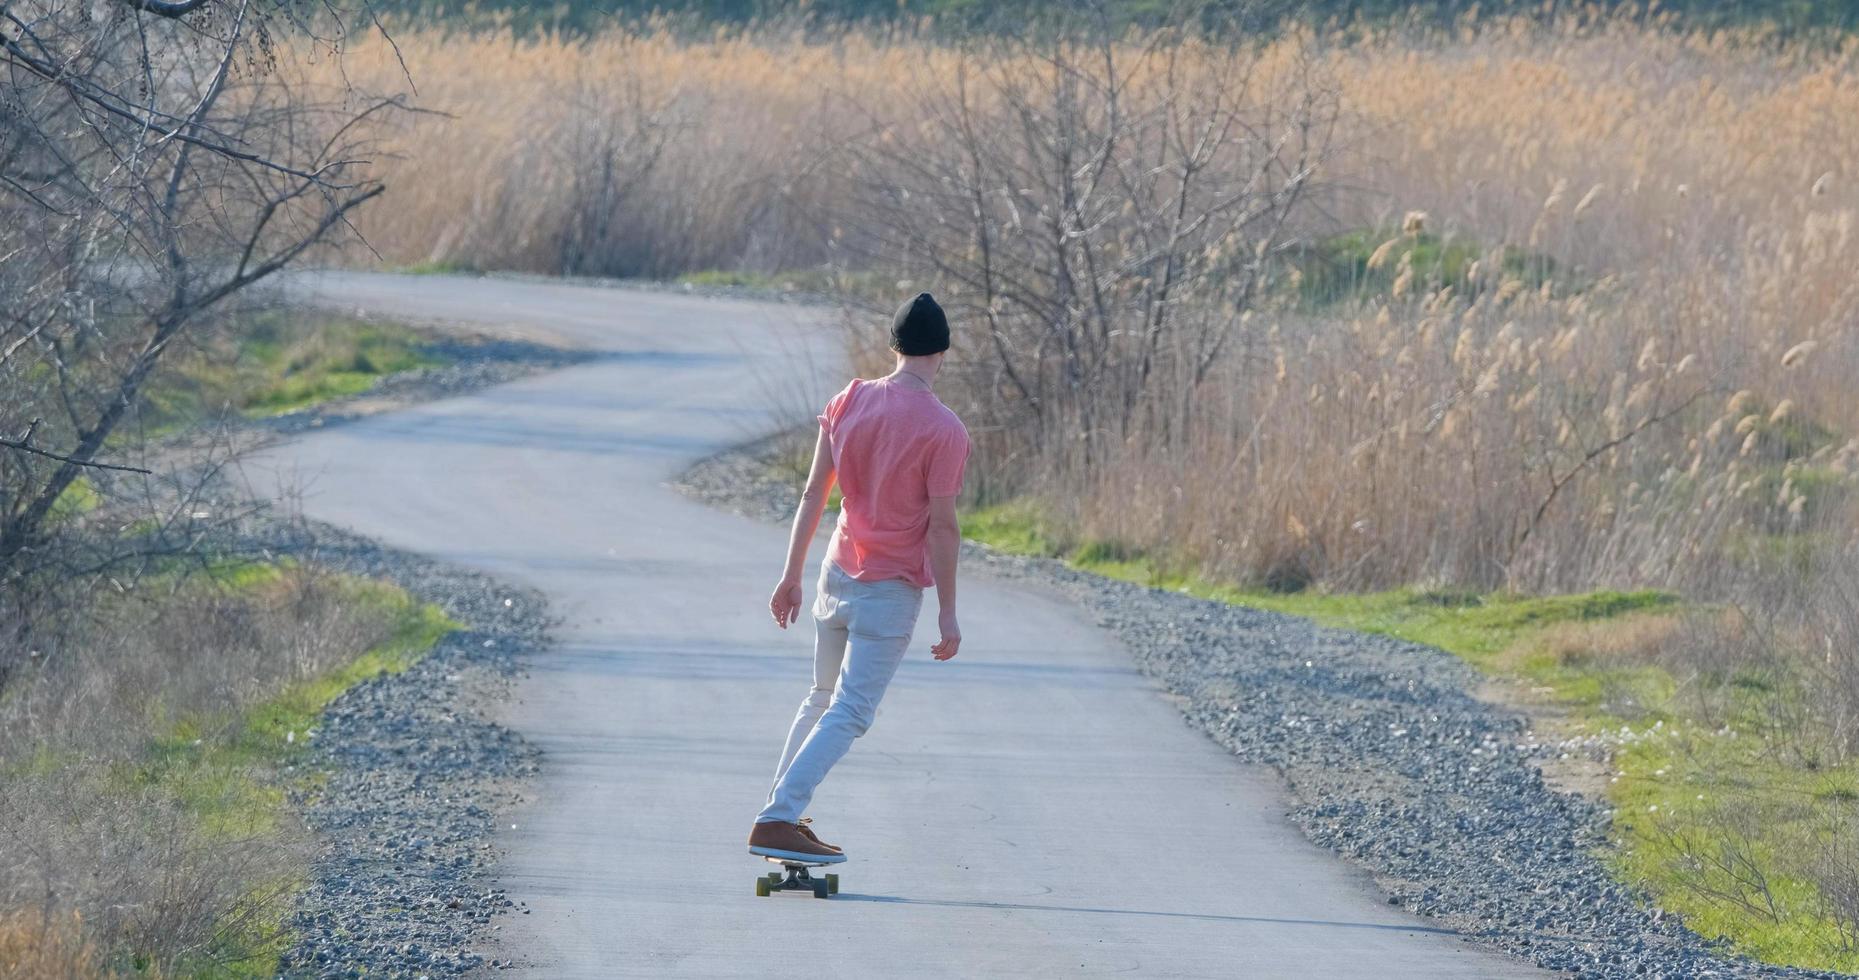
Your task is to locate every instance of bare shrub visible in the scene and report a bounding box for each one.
[1639,761,1859,959]
[1643,798,1790,927]
[0,774,305,975]
[832,27,1334,467]
[1,566,400,757]
[1812,814,1859,957]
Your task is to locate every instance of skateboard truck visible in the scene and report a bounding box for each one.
[755,857,840,899]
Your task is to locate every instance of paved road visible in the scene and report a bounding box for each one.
[249,272,1537,978]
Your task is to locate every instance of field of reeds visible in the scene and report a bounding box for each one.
[293,13,1859,968]
[313,16,1859,581]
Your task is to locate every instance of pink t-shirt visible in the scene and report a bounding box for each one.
[818,377,971,588]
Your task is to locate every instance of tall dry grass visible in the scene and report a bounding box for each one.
[0,911,97,980]
[311,13,1858,652]
[307,16,1858,581]
[319,25,913,277]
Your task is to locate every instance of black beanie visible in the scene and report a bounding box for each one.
[889,292,949,356]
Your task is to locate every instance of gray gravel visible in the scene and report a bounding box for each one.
[677,441,1848,980]
[245,517,547,980]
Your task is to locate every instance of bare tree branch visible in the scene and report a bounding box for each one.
[0,428,153,475]
[0,0,396,601]
[117,0,213,19]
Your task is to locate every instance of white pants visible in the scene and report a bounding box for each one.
[757,558,923,825]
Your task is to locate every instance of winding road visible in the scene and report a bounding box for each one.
[251,272,1537,978]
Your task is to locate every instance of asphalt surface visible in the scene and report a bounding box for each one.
[247,272,1539,978]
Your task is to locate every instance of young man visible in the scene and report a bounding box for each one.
[747,293,971,863]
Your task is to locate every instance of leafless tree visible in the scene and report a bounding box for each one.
[835,16,1336,467]
[553,72,675,276]
[0,0,396,676]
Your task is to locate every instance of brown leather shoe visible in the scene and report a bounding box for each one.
[796,817,841,853]
[748,820,846,863]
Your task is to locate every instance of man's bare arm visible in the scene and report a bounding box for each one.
[769,426,836,629]
[927,494,961,660]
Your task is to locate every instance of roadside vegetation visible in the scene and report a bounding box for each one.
[962,502,1859,971]
[3,300,460,977]
[370,0,1859,35]
[0,561,454,977]
[0,3,465,972]
[142,312,450,432]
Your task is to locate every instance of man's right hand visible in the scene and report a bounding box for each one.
[931,610,961,661]
[769,577,804,629]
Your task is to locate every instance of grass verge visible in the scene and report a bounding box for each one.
[398,259,482,277]
[140,310,450,431]
[963,498,1859,973]
[1,561,457,977]
[152,564,454,976]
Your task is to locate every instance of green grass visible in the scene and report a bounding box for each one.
[676,267,841,293]
[1289,227,1560,308]
[114,567,457,977]
[141,311,449,431]
[131,568,453,821]
[678,269,780,288]
[398,259,482,276]
[1608,734,1859,971]
[965,500,1674,668]
[961,498,1859,972]
[47,476,102,524]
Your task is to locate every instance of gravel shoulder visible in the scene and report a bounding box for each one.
[195,333,576,978]
[260,518,546,978]
[676,440,1845,980]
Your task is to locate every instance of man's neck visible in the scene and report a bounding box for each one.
[891,358,938,390]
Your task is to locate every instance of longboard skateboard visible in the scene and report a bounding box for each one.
[752,853,841,898]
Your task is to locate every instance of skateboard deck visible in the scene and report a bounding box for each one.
[751,852,841,898]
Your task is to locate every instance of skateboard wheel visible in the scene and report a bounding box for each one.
[765,871,784,884]
[825,873,839,894]
[811,880,830,899]
[755,878,771,897]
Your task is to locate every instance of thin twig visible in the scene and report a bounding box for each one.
[0,437,152,475]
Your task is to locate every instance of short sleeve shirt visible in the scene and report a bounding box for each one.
[817,377,971,587]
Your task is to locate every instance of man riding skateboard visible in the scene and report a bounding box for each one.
[748,292,971,863]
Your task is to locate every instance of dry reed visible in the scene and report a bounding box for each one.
[0,911,98,980]
[302,17,1858,587]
